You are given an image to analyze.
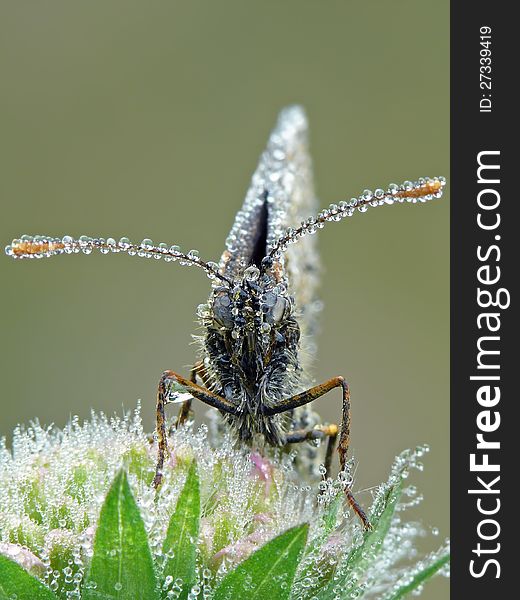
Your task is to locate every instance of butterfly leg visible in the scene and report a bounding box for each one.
[152,369,237,489]
[267,377,371,530]
[175,361,205,427]
[152,372,171,489]
[283,424,338,477]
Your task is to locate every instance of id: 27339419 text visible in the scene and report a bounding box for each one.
[479,26,492,113]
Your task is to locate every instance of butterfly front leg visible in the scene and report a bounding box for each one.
[267,377,371,530]
[152,370,237,489]
[174,361,206,428]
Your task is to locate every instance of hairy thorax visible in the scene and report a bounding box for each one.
[202,317,302,445]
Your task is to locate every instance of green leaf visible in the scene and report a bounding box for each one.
[162,461,201,599]
[83,470,159,600]
[321,492,343,535]
[384,553,450,600]
[213,524,308,600]
[292,493,343,597]
[0,554,57,600]
[317,484,402,599]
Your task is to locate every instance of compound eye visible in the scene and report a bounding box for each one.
[264,294,289,324]
[212,291,234,329]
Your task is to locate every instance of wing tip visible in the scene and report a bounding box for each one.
[277,105,308,131]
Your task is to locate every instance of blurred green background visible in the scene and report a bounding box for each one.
[0,1,448,597]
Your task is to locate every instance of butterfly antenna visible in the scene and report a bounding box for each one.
[5,235,232,286]
[267,176,446,260]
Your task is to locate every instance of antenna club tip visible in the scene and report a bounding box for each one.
[6,237,65,258]
[396,177,446,200]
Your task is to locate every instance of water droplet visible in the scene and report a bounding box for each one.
[244,265,260,281]
[260,322,271,334]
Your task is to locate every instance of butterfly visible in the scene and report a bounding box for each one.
[6,106,445,528]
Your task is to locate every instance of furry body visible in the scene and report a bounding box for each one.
[192,106,321,447]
